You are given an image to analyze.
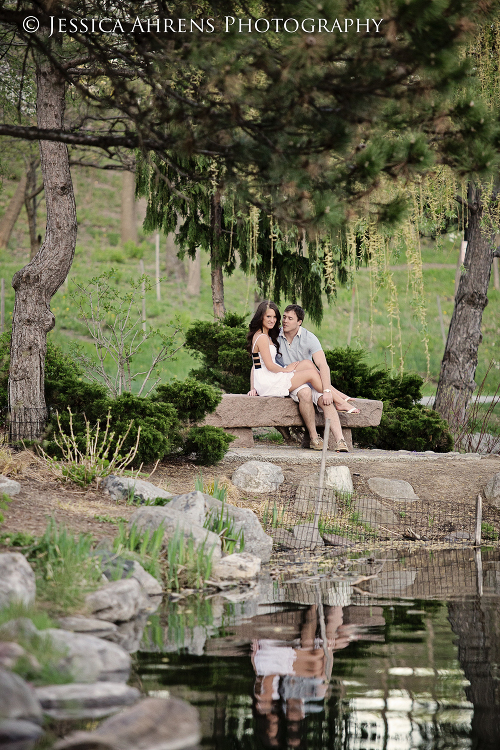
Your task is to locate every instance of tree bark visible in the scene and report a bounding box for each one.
[24,156,41,260]
[210,190,225,319]
[434,182,496,430]
[186,248,201,296]
[121,169,137,245]
[165,230,186,282]
[0,172,27,250]
[8,58,77,439]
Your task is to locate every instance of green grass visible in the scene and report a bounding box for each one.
[113,520,165,581]
[1,165,500,393]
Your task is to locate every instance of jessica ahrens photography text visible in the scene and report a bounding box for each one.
[41,15,385,36]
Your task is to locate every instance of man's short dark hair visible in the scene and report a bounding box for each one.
[284,304,305,322]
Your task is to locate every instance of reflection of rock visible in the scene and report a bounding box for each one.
[232,461,284,493]
[204,495,273,562]
[35,683,140,720]
[85,578,151,623]
[57,617,118,639]
[0,553,36,608]
[283,579,352,607]
[54,697,201,750]
[369,569,418,596]
[107,613,150,653]
[45,629,131,683]
[367,477,418,501]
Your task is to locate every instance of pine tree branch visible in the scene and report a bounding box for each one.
[454,194,477,213]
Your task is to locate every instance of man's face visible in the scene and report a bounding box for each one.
[282,310,302,335]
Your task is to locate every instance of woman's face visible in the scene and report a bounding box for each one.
[262,307,277,331]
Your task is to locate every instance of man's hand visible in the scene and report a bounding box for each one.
[247,389,258,396]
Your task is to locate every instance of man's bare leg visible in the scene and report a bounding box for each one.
[296,388,319,444]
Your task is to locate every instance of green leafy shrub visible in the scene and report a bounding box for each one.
[185,312,250,394]
[184,426,235,465]
[357,405,454,452]
[153,378,222,422]
[0,492,12,525]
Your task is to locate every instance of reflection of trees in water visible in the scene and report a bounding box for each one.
[448,594,500,750]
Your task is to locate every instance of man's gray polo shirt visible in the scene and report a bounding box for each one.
[275,327,322,367]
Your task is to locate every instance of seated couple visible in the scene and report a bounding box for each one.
[247,301,360,453]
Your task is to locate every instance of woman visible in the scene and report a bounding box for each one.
[247,301,328,448]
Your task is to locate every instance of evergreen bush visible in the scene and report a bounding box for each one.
[184,426,235,465]
[153,378,222,422]
[357,405,454,453]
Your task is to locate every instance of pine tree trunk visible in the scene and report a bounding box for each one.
[434,182,495,430]
[121,170,137,245]
[165,230,186,281]
[0,172,27,250]
[211,190,225,319]
[8,58,77,439]
[186,248,201,296]
[25,157,40,260]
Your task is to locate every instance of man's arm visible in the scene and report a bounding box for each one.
[312,349,333,406]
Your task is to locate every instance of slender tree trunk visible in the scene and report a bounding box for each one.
[434,182,496,430]
[211,190,225,319]
[186,248,201,296]
[165,230,186,281]
[25,157,41,260]
[0,172,27,250]
[121,170,137,245]
[8,58,77,439]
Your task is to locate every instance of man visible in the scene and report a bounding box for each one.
[275,304,359,452]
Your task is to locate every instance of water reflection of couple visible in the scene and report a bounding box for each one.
[251,604,357,748]
[247,301,360,452]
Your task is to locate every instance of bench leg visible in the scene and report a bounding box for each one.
[327,428,353,451]
[225,427,254,448]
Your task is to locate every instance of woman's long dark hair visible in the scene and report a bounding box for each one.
[246,301,282,355]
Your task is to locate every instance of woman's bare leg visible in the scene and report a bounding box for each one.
[289,368,324,395]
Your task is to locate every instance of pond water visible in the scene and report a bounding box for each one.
[136,547,500,750]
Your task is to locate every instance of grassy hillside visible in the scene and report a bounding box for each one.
[1,164,499,396]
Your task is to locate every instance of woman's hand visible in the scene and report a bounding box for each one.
[247,389,258,396]
[283,362,299,372]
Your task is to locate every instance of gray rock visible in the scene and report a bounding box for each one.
[292,466,353,514]
[107,613,149,653]
[0,719,43,743]
[292,523,325,549]
[271,529,296,549]
[54,696,201,750]
[100,475,173,504]
[322,533,356,548]
[352,497,398,527]
[45,629,131,683]
[367,477,419,501]
[203,495,273,563]
[0,619,39,641]
[211,552,261,582]
[484,472,500,508]
[168,491,206,527]
[0,475,21,497]
[130,561,163,597]
[0,553,36,608]
[129,506,222,563]
[57,617,118,639]
[0,641,27,670]
[444,531,474,543]
[85,578,152,623]
[231,461,284,493]
[0,669,42,723]
[35,682,140,720]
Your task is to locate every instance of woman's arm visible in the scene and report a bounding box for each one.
[248,367,257,396]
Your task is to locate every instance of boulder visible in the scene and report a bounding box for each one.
[203,495,273,563]
[129,561,163,597]
[211,552,261,582]
[231,461,284,493]
[0,475,21,497]
[484,472,500,508]
[0,718,44,745]
[85,578,152,623]
[367,477,418,501]
[129,506,222,563]
[292,466,354,514]
[271,529,297,549]
[167,491,206,527]
[0,642,40,672]
[292,523,325,549]
[322,533,357,548]
[352,497,398,527]
[57,617,118,639]
[35,682,140,720]
[0,618,39,641]
[45,629,131,683]
[0,553,36,608]
[100,475,173,504]
[0,669,42,723]
[54,696,201,750]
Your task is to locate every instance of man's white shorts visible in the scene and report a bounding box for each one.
[289,384,323,412]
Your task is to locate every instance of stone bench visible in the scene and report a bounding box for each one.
[202,395,383,449]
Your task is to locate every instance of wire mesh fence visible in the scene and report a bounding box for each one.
[1,408,48,443]
[262,481,492,551]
